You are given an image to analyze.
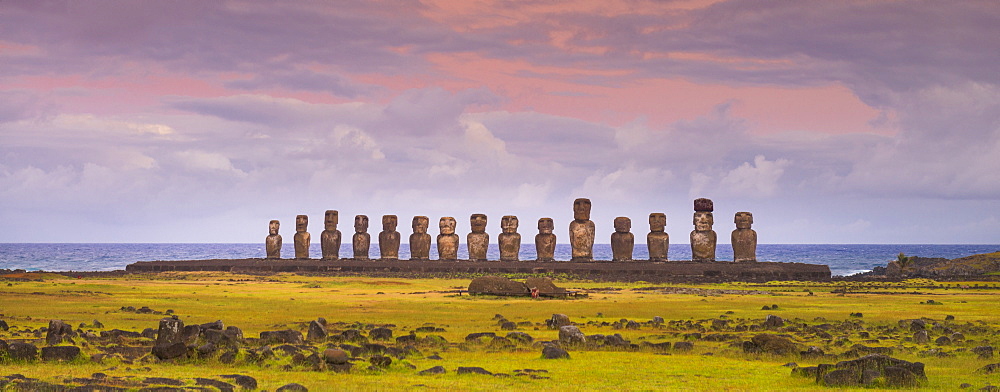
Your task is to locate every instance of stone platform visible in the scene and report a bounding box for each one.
[125,259,831,283]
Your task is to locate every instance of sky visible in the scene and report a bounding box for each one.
[1,0,999,244]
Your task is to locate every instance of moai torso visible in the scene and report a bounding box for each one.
[294,214,311,259]
[437,217,459,260]
[690,198,716,262]
[378,215,400,260]
[499,215,521,261]
[732,212,757,262]
[467,214,489,261]
[611,217,634,262]
[647,213,669,261]
[409,216,431,260]
[535,218,556,262]
[353,215,370,260]
[320,210,341,260]
[265,220,282,259]
[569,198,595,261]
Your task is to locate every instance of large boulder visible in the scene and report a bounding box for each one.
[547,314,572,329]
[542,345,569,359]
[307,320,327,342]
[524,277,567,296]
[809,354,926,387]
[41,346,81,361]
[369,327,393,341]
[322,349,349,365]
[558,325,586,345]
[743,334,801,355]
[468,276,529,296]
[152,342,188,360]
[155,317,184,346]
[260,329,304,345]
[45,320,75,346]
[7,342,38,361]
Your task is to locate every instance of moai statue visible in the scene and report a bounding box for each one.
[294,214,311,259]
[690,198,717,262]
[353,215,370,260]
[265,220,282,259]
[647,213,669,262]
[467,214,489,261]
[569,198,596,261]
[437,217,459,260]
[409,216,431,260]
[535,218,556,262]
[320,210,342,260]
[499,215,521,261]
[611,217,634,262]
[378,215,400,260]
[732,212,757,262]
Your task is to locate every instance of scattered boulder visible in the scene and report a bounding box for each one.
[465,332,496,342]
[369,327,393,341]
[558,326,586,345]
[973,346,994,359]
[935,336,952,346]
[418,365,447,375]
[808,354,926,387]
[260,330,303,345]
[500,321,517,330]
[762,315,785,329]
[40,346,80,361]
[542,345,569,359]
[458,366,493,375]
[306,320,327,342]
[673,341,694,351]
[195,378,236,391]
[369,355,392,368]
[506,332,533,344]
[276,383,309,392]
[152,342,187,360]
[468,276,529,296]
[8,342,38,361]
[155,317,184,346]
[547,314,572,329]
[45,320,75,345]
[977,363,1000,374]
[743,334,800,355]
[219,374,257,390]
[914,330,930,343]
[322,349,349,365]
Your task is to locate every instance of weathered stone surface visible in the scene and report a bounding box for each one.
[409,216,431,260]
[467,214,489,261]
[973,346,994,359]
[45,319,75,345]
[823,369,859,386]
[152,342,187,360]
[379,215,400,260]
[535,218,556,262]
[260,330,303,345]
[763,315,785,329]
[507,331,533,343]
[220,374,257,390]
[41,345,80,361]
[542,345,569,359]
[353,215,370,260]
[690,200,717,262]
[457,366,493,375]
[743,334,800,355]
[369,355,392,368]
[155,317,184,346]
[523,277,566,296]
[307,320,327,342]
[611,217,634,262]
[647,213,669,262]
[468,276,529,296]
[559,325,586,345]
[914,330,930,343]
[369,327,393,341]
[320,210,341,260]
[569,198,596,261]
[499,215,521,261]
[323,348,349,364]
[694,198,714,212]
[419,365,447,375]
[547,314,572,329]
[673,341,694,351]
[436,217,459,260]
[293,214,311,259]
[266,220,282,259]
[196,378,236,391]
[8,342,38,361]
[276,383,309,392]
[732,212,757,262]
[816,354,927,387]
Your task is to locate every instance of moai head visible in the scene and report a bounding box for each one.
[694,198,714,212]
[354,215,369,233]
[614,217,631,233]
[439,217,456,235]
[538,217,554,234]
[269,220,280,235]
[470,214,488,233]
[693,211,714,232]
[573,198,592,221]
[649,213,666,232]
[324,210,339,230]
[501,215,519,233]
[735,212,753,229]
[382,215,397,231]
[412,216,429,234]
[295,215,308,233]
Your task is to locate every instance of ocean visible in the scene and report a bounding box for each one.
[2,243,998,277]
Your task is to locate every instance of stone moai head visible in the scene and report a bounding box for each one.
[614,217,631,233]
[295,215,308,233]
[354,215,369,233]
[439,217,456,235]
[501,215,519,233]
[693,211,714,232]
[649,213,666,232]
[412,216,429,234]
[269,220,280,235]
[694,198,714,212]
[735,212,753,229]
[573,198,592,221]
[538,218,554,234]
[470,214,488,233]
[324,210,339,230]
[382,215,397,231]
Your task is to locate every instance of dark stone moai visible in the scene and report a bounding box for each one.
[569,198,596,261]
[611,217,634,262]
[265,220,282,259]
[409,216,431,260]
[647,213,669,262]
[379,215,400,260]
[690,198,717,262]
[353,215,370,260]
[437,217,459,260]
[321,210,341,260]
[467,214,489,261]
[535,218,556,262]
[294,214,311,259]
[732,212,757,262]
[499,215,521,261]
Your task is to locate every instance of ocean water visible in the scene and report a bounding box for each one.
[2,243,998,277]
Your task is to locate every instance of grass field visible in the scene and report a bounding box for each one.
[1,272,999,391]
